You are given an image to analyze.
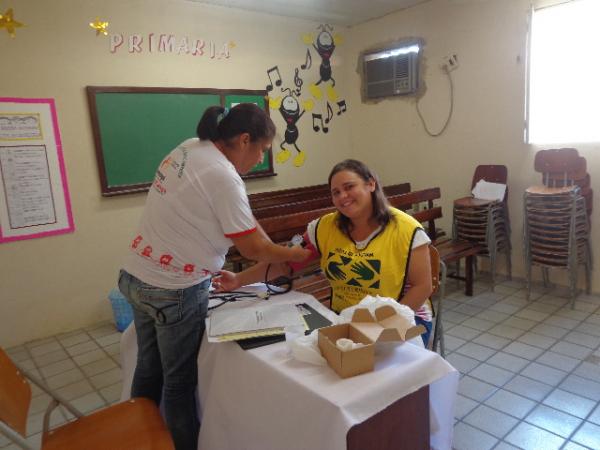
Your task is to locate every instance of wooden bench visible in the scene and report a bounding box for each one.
[248,184,330,209]
[253,183,411,220]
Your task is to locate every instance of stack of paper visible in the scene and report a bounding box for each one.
[471,179,506,201]
[208,303,307,342]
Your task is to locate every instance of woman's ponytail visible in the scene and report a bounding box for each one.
[196,103,275,144]
[196,106,225,141]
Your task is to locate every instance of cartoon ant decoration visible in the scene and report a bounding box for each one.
[306,24,341,102]
[314,24,335,87]
[275,88,313,167]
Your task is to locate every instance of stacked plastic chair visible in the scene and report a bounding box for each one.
[524,148,593,307]
[452,165,511,290]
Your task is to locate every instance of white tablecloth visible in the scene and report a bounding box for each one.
[120,289,458,450]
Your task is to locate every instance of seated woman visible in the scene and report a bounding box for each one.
[214,159,434,345]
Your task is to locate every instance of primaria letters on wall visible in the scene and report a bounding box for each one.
[109,33,234,58]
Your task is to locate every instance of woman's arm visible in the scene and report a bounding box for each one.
[213,261,290,292]
[400,244,433,312]
[231,229,310,263]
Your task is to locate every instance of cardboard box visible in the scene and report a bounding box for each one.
[318,305,425,378]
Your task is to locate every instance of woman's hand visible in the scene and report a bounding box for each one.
[212,270,241,292]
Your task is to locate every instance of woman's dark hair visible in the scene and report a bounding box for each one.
[196,103,276,145]
[328,159,391,237]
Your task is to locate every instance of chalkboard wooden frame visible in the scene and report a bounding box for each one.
[86,86,275,197]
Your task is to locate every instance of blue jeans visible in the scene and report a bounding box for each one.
[118,270,210,450]
[415,316,432,348]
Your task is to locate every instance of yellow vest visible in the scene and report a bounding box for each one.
[315,207,423,312]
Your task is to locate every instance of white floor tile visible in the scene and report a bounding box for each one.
[453,422,498,450]
[542,389,596,419]
[504,422,565,450]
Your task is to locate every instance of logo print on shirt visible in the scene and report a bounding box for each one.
[159,254,173,266]
[324,252,381,289]
[131,235,143,249]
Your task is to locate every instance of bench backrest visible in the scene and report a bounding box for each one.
[257,187,442,243]
[248,184,329,209]
[253,182,412,220]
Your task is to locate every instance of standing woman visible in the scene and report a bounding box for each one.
[214,159,434,345]
[118,103,310,450]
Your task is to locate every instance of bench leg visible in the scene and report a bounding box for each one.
[465,255,474,296]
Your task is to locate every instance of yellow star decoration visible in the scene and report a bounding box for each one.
[228,41,236,49]
[0,8,24,38]
[89,17,109,36]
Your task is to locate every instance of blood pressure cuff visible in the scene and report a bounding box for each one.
[287,232,319,272]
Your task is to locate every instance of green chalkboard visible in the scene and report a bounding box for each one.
[87,87,274,196]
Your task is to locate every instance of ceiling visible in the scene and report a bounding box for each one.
[187,0,431,27]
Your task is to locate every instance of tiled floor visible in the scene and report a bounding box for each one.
[1,323,122,449]
[445,276,600,450]
[2,276,600,450]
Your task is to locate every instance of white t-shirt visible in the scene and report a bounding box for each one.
[123,138,256,289]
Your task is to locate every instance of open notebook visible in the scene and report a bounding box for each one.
[237,303,332,350]
[208,303,305,342]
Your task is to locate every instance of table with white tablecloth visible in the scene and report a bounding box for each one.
[120,289,458,450]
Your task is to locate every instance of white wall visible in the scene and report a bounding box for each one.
[347,0,600,290]
[0,0,352,347]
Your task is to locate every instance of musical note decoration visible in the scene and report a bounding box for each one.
[324,102,333,124]
[300,49,312,70]
[312,113,328,134]
[266,66,282,92]
[293,68,303,96]
[336,100,347,115]
[0,8,24,38]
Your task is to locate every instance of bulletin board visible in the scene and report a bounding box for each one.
[0,97,75,243]
[86,87,274,196]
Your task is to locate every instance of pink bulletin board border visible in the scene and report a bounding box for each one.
[0,97,75,243]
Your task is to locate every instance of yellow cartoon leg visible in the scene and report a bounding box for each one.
[293,150,306,167]
[327,85,338,102]
[276,148,291,164]
[309,84,323,100]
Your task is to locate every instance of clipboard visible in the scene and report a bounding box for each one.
[237,303,332,350]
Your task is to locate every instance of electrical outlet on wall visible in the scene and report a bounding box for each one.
[441,54,459,72]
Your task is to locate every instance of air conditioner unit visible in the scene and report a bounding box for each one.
[363,41,421,99]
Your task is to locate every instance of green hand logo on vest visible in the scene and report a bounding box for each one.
[325,252,381,290]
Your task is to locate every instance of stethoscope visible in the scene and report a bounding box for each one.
[207,265,292,311]
[207,266,321,311]
[208,290,270,311]
[208,234,314,310]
